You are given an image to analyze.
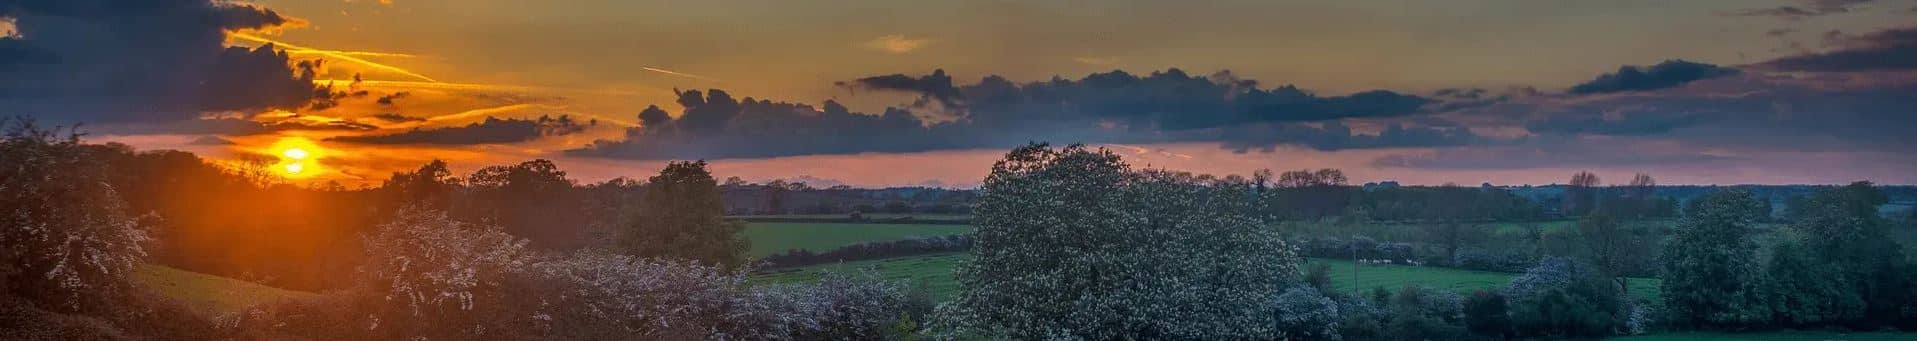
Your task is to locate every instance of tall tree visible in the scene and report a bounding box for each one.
[1564,171,1601,217]
[619,161,747,268]
[466,159,586,249]
[1789,182,1909,326]
[939,144,1301,339]
[1660,189,1768,328]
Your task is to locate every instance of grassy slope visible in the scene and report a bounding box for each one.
[134,264,317,316]
[750,253,1660,302]
[744,222,970,257]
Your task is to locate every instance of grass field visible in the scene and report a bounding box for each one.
[749,253,1660,302]
[744,222,970,257]
[1608,331,1917,340]
[1307,258,1661,301]
[134,264,318,316]
[753,253,968,297]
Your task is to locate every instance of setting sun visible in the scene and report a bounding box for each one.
[267,138,326,179]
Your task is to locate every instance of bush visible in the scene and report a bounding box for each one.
[1273,286,1341,340]
[355,209,533,339]
[0,121,152,311]
[1386,286,1466,340]
[1464,290,1511,339]
[1505,258,1623,338]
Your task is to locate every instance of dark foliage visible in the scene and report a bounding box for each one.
[762,235,972,269]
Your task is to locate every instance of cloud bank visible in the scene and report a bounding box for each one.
[0,0,328,124]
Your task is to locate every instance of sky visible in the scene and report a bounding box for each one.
[3,0,1915,187]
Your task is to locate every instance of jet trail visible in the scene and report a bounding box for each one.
[230,33,440,83]
[642,66,723,82]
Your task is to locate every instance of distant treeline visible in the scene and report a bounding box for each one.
[759,235,973,269]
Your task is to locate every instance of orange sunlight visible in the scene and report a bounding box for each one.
[267,137,328,179]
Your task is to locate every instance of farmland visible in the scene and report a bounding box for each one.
[134,264,318,316]
[748,252,1662,302]
[743,221,970,257]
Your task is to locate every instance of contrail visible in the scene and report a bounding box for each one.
[230,33,440,83]
[642,66,723,82]
[287,50,419,58]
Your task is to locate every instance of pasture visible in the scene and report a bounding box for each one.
[744,222,971,257]
[134,264,318,316]
[748,253,1661,302]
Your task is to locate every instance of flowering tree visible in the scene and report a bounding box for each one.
[939,144,1301,339]
[1273,287,1341,340]
[0,120,150,311]
[356,208,532,338]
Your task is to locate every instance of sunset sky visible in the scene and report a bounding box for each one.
[5,0,1915,187]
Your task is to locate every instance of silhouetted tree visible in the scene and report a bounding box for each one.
[1565,171,1601,217]
[619,161,747,269]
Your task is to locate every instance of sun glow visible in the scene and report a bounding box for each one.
[267,137,327,179]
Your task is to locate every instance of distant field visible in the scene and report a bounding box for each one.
[134,264,318,316]
[744,222,970,257]
[1609,331,1917,340]
[1307,258,1661,302]
[749,254,1659,302]
[752,252,967,298]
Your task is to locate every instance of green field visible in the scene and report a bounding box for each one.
[1308,258,1661,301]
[753,253,968,298]
[134,264,318,316]
[750,253,1659,302]
[744,222,970,257]
[1608,331,1917,340]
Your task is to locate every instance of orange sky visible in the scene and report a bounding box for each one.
[57,0,1917,187]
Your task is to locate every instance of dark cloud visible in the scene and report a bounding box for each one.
[1758,26,1917,71]
[329,115,592,145]
[86,118,376,136]
[570,70,1471,160]
[1566,60,1740,95]
[1218,121,1489,153]
[1723,0,1875,19]
[0,0,325,124]
[367,113,425,123]
[836,69,962,109]
[846,68,1430,130]
[186,135,233,145]
[376,91,410,106]
[1523,109,1713,136]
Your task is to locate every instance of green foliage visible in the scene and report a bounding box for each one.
[1386,286,1467,340]
[938,144,1301,339]
[1464,290,1511,339]
[1273,286,1342,340]
[1779,182,1913,328]
[1660,189,1768,328]
[620,160,748,269]
[1507,258,1625,338]
[1756,230,1858,326]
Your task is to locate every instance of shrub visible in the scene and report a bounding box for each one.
[1505,258,1623,338]
[1386,286,1466,340]
[1464,290,1511,339]
[355,208,534,339]
[1273,286,1341,340]
[0,121,152,311]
